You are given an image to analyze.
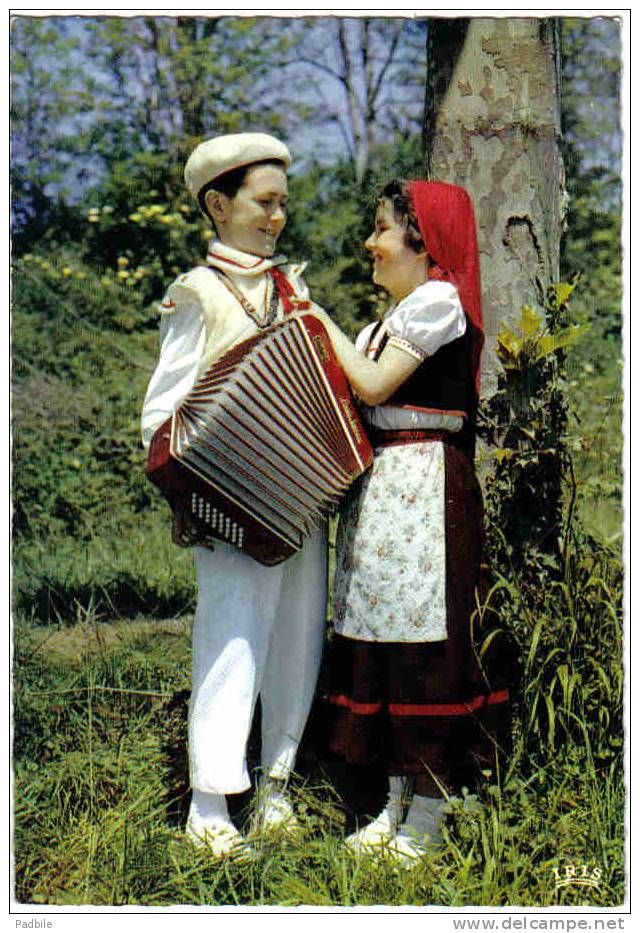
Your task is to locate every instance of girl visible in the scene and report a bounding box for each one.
[308,180,510,865]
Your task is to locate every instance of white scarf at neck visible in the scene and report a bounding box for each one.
[205,239,287,277]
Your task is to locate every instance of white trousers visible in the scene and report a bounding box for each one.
[188,526,327,794]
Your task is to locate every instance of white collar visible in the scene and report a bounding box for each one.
[205,239,287,277]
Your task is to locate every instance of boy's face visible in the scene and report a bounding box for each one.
[214,163,288,257]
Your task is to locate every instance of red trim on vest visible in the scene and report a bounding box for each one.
[389,403,467,419]
[372,429,449,447]
[328,689,509,718]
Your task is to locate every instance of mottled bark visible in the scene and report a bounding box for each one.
[425,17,565,394]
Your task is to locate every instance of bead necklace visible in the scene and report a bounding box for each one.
[210,268,280,329]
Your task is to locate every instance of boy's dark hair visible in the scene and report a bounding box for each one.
[197,159,288,223]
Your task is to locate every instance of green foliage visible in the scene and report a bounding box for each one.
[10,15,296,235]
[12,259,154,539]
[82,152,215,303]
[561,17,621,190]
[478,280,623,769]
[480,283,580,579]
[11,257,199,621]
[283,134,426,336]
[558,17,623,542]
[10,18,83,192]
[482,530,623,764]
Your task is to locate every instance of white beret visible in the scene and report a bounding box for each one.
[184,132,291,197]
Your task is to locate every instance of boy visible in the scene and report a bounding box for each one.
[141,133,327,855]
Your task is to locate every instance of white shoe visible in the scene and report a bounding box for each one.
[185,816,246,857]
[186,789,248,858]
[345,776,407,854]
[252,779,300,835]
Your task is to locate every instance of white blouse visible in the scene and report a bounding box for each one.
[357,280,467,433]
[356,280,466,360]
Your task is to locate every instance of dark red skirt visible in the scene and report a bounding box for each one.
[325,443,512,794]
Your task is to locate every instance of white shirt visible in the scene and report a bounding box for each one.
[140,240,309,448]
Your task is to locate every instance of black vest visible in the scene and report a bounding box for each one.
[370,321,478,457]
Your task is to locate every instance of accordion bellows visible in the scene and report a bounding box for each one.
[147,314,373,565]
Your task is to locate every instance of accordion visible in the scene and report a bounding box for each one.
[146,313,373,566]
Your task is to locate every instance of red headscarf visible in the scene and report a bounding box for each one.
[408,180,484,394]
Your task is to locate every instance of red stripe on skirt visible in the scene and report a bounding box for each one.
[388,688,510,717]
[329,693,383,715]
[329,688,509,718]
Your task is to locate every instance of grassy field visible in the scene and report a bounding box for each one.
[13,571,624,908]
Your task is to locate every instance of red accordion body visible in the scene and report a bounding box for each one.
[146,314,373,565]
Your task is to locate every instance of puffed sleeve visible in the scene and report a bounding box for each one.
[140,290,206,449]
[385,281,466,361]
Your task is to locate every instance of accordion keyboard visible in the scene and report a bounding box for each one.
[190,492,245,548]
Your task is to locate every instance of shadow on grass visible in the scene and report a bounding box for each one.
[157,687,388,837]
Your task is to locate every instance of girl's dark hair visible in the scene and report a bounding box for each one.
[197,158,287,221]
[379,179,425,254]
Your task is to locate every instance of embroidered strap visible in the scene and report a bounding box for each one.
[269,268,296,315]
[206,266,309,327]
[206,266,279,329]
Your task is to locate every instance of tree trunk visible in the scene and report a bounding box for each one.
[425,17,565,394]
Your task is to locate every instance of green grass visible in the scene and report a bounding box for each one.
[13,612,624,907]
[12,511,197,625]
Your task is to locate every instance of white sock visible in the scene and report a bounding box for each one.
[189,789,231,825]
[400,794,447,840]
[262,776,286,796]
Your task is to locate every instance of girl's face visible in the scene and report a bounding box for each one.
[211,163,288,257]
[364,199,427,301]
